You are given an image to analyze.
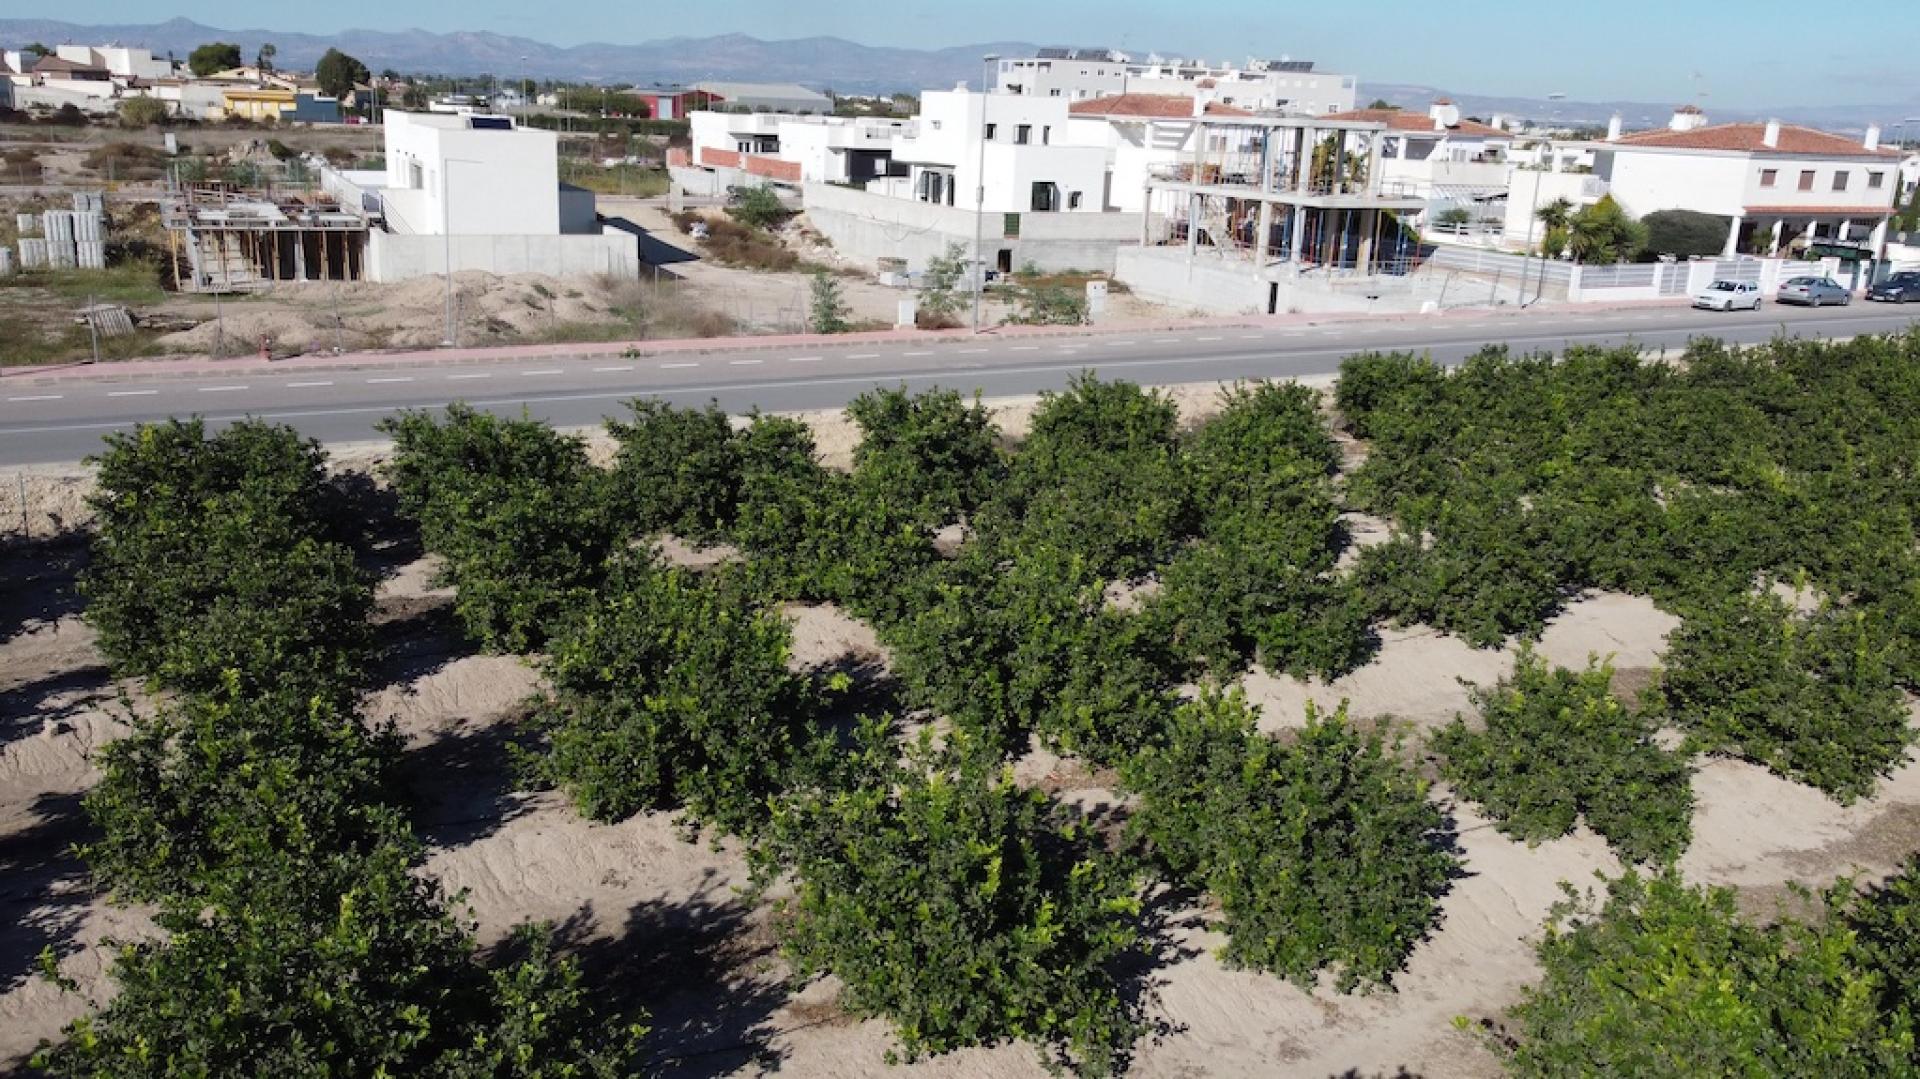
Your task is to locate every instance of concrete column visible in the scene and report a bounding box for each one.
[1768,219,1783,255]
[1187,193,1200,259]
[1287,206,1306,263]
[1356,210,1375,273]
[1365,134,1383,195]
[1838,218,1852,244]
[293,234,308,281]
[1722,214,1744,258]
[1255,200,1273,261]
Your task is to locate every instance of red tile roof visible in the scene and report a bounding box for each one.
[1743,204,1894,216]
[1068,93,1251,118]
[1322,107,1505,138]
[31,55,105,75]
[1614,122,1896,157]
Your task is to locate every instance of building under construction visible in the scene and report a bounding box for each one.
[1119,114,1429,314]
[161,181,372,293]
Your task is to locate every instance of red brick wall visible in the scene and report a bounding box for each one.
[744,155,801,182]
[699,147,742,168]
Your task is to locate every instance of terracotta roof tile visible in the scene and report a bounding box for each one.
[1614,122,1896,157]
[1322,107,1505,138]
[1068,93,1251,118]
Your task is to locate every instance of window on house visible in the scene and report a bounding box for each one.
[1798,170,1815,191]
[1031,181,1057,211]
[1016,124,1032,145]
[1049,88,1061,97]
[984,123,996,140]
[1833,170,1849,191]
[1760,168,1777,187]
[1868,171,1885,189]
[1068,191,1083,209]
[1042,125,1051,145]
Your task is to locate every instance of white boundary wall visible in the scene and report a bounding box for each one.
[366,231,638,283]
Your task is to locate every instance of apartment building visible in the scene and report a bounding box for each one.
[995,48,1356,115]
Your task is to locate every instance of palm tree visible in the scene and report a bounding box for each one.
[1535,198,1574,232]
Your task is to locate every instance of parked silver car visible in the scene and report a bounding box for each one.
[1776,276,1851,306]
[1691,279,1763,311]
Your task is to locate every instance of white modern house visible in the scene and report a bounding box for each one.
[1593,109,1900,259]
[996,49,1355,115]
[313,111,635,283]
[53,45,173,81]
[685,110,909,186]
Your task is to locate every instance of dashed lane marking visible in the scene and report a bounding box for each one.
[7,394,62,402]
[522,369,564,376]
[108,390,158,397]
[287,381,333,388]
[729,359,763,366]
[447,373,492,380]
[660,362,699,369]
[198,385,247,392]
[367,377,413,384]
[593,365,634,372]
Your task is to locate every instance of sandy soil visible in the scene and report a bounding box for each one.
[4,381,1919,1075]
[600,198,1181,333]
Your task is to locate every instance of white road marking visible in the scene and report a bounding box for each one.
[108,390,158,397]
[367,377,414,384]
[1010,345,1040,351]
[8,394,62,402]
[287,381,334,388]
[729,359,763,366]
[660,362,699,369]
[902,350,933,356]
[1239,334,1264,340]
[1198,335,1223,342]
[849,353,880,359]
[787,356,822,363]
[522,368,564,376]
[958,347,989,354]
[593,365,634,372]
[199,385,247,392]
[447,373,492,380]
[1109,339,1138,345]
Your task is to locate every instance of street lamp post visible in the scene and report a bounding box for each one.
[971,54,998,334]
[440,156,483,346]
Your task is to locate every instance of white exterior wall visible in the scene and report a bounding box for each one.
[380,111,560,236]
[365,230,637,282]
[1600,148,1897,219]
[775,122,838,182]
[996,57,1355,115]
[1600,151,1752,217]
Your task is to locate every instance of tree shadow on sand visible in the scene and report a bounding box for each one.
[0,791,98,991]
[536,871,795,1078]
[401,712,539,850]
[0,532,88,651]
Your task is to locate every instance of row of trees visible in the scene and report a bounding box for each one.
[376,384,1465,1071]
[39,419,640,1073]
[1336,336,1920,802]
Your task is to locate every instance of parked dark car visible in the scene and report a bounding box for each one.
[1776,276,1852,306]
[1868,273,1920,303]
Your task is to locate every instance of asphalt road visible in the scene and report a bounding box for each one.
[3,301,1918,467]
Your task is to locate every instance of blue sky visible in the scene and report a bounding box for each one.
[40,0,1920,108]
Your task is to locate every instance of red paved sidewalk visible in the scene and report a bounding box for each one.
[0,298,1693,385]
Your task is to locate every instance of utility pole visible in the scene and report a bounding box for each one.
[971,53,998,334]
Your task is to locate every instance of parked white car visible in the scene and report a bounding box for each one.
[1691,279,1763,311]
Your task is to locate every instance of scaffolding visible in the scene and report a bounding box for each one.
[161,181,370,294]
[1140,115,1429,276]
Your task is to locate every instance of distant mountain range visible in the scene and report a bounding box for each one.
[3,17,1914,132]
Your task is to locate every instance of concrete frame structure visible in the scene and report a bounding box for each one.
[1142,114,1424,269]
